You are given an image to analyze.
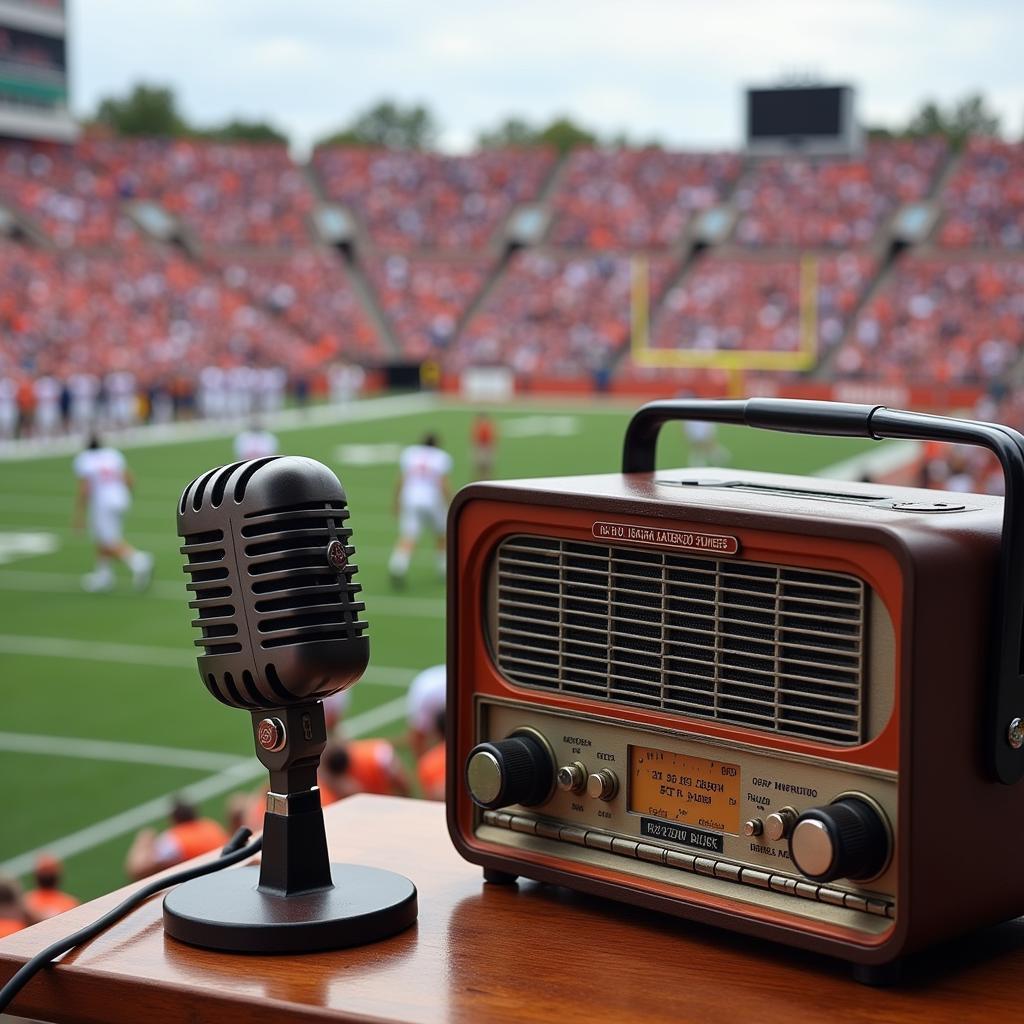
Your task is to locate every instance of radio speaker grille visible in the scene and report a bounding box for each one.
[493,536,866,745]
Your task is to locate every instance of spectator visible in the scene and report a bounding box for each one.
[0,875,26,938]
[939,138,1024,248]
[23,855,79,924]
[417,708,447,802]
[470,412,497,479]
[319,740,411,801]
[125,797,229,880]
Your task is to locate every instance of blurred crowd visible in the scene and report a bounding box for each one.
[734,139,947,248]
[0,139,314,248]
[311,147,555,251]
[938,138,1024,248]
[835,257,1024,383]
[652,252,876,355]
[549,148,742,249]
[366,254,490,358]
[452,250,673,377]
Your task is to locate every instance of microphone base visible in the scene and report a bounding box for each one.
[162,863,417,954]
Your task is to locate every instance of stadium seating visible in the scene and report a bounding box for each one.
[548,148,742,248]
[451,250,673,376]
[651,251,876,356]
[0,139,315,248]
[311,147,556,251]
[365,254,491,358]
[214,247,384,361]
[0,241,306,384]
[835,255,1024,383]
[938,138,1024,248]
[734,139,947,247]
[0,142,137,247]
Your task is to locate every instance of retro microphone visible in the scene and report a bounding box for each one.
[162,455,417,953]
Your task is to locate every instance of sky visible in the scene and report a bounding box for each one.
[70,0,1024,155]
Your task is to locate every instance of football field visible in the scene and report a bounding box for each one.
[0,394,883,901]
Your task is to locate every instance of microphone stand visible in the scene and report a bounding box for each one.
[163,700,418,953]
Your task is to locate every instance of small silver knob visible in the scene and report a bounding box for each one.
[586,769,619,802]
[764,807,797,842]
[556,762,587,793]
[742,818,763,838]
[466,750,503,806]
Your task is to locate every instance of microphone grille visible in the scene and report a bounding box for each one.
[178,456,369,709]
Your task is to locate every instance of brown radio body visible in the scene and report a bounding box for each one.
[445,400,1024,982]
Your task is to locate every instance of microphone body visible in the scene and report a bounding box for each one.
[177,455,369,709]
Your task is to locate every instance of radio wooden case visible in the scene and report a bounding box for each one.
[445,399,1024,982]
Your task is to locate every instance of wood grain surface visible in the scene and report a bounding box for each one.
[1,795,1022,1024]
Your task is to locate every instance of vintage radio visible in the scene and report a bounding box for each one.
[446,398,1024,983]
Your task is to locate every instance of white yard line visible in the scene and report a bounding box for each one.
[0,570,445,617]
[0,393,441,462]
[814,441,921,481]
[0,733,243,772]
[0,696,410,877]
[0,634,420,688]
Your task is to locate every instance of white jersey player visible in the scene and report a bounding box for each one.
[73,437,154,592]
[34,376,62,438]
[0,377,17,440]
[106,371,137,429]
[68,373,99,433]
[405,664,446,758]
[233,424,279,461]
[388,433,452,587]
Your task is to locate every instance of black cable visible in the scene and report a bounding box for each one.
[0,827,262,1015]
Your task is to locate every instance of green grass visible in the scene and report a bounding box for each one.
[0,396,883,901]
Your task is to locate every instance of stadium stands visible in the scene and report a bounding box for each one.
[8,132,1024,424]
[452,250,673,376]
[311,147,556,251]
[548,148,742,249]
[365,254,491,358]
[938,138,1024,248]
[651,251,876,356]
[835,255,1024,384]
[733,139,947,247]
[215,247,384,361]
[0,241,306,385]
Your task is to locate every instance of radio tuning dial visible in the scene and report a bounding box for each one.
[789,797,891,884]
[764,808,797,842]
[465,729,555,810]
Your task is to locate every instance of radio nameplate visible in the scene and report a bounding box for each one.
[476,697,897,927]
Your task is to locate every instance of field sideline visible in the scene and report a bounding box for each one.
[0,394,885,901]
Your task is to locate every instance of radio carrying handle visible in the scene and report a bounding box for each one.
[623,397,1024,785]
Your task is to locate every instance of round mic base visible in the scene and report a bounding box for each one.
[162,863,418,954]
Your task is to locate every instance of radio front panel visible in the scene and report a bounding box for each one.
[473,698,897,935]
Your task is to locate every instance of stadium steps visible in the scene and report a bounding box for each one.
[343,255,403,357]
[811,252,903,380]
[0,202,55,248]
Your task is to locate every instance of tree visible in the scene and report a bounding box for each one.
[94,83,188,137]
[317,100,438,149]
[905,93,1000,148]
[203,119,288,145]
[477,117,539,148]
[476,114,598,154]
[536,116,597,155]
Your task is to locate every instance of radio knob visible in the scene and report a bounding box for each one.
[556,762,588,794]
[586,769,619,802]
[789,797,891,883]
[465,730,554,810]
[764,808,797,842]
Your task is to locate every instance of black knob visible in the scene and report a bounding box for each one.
[788,797,890,883]
[466,731,554,809]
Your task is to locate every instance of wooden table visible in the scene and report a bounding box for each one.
[2,794,1023,1023]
